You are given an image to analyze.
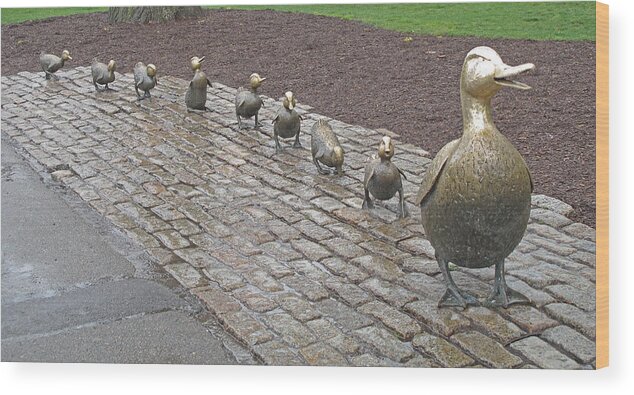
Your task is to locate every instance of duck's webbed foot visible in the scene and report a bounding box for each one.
[313,159,330,175]
[437,257,478,309]
[254,114,263,129]
[362,190,374,210]
[398,189,409,219]
[484,260,530,308]
[105,85,117,92]
[293,134,302,148]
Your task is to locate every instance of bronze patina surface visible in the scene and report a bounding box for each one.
[39,49,72,80]
[272,91,302,153]
[310,119,344,176]
[235,73,265,129]
[363,136,409,219]
[91,59,116,91]
[133,62,157,100]
[185,56,212,111]
[414,46,535,309]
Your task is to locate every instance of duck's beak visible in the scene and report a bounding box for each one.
[260,77,267,82]
[494,63,534,90]
[67,55,73,60]
[288,101,294,110]
[199,56,205,63]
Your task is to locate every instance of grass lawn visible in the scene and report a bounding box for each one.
[2,2,595,41]
[1,7,106,25]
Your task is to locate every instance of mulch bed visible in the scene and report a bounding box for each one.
[1,9,596,227]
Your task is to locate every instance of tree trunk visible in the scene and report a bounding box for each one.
[108,6,204,23]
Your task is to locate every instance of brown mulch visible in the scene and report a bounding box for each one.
[1,9,596,227]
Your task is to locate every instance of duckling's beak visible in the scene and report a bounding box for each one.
[494,63,534,90]
[67,55,73,60]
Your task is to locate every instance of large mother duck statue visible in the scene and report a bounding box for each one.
[415,46,535,309]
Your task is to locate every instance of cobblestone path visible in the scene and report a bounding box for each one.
[1,67,597,368]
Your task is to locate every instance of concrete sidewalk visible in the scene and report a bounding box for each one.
[1,137,250,364]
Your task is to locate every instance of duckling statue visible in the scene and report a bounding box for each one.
[235,73,266,129]
[91,59,117,92]
[363,136,409,219]
[311,119,344,176]
[414,46,534,309]
[185,56,213,112]
[273,91,302,152]
[39,50,72,80]
[134,62,157,101]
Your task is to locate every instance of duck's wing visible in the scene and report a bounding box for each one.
[133,65,145,86]
[92,63,107,82]
[414,138,460,206]
[235,89,246,110]
[397,167,408,180]
[363,157,378,187]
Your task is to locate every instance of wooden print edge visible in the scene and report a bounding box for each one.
[595,0,609,369]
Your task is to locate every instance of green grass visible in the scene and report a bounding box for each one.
[1,7,106,25]
[214,2,595,41]
[2,2,595,41]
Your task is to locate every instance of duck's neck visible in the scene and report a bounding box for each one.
[460,92,495,137]
[250,86,258,93]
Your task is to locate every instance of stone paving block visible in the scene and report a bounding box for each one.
[509,336,581,369]
[252,340,304,366]
[359,240,410,261]
[153,229,191,250]
[202,267,246,291]
[359,300,422,340]
[541,325,595,364]
[232,288,278,313]
[291,238,332,261]
[300,342,349,366]
[398,237,436,258]
[264,313,318,348]
[220,311,274,346]
[327,334,362,355]
[351,254,405,281]
[324,279,373,307]
[275,294,321,322]
[501,305,559,334]
[315,298,373,331]
[322,237,366,260]
[544,303,596,338]
[192,286,242,316]
[163,262,204,289]
[306,318,340,340]
[452,331,523,368]
[293,219,335,241]
[462,306,525,344]
[404,301,470,337]
[260,241,303,261]
[412,333,474,368]
[325,222,373,243]
[252,254,293,279]
[311,196,346,212]
[321,257,369,284]
[281,274,330,301]
[545,284,595,311]
[360,278,419,307]
[353,326,415,363]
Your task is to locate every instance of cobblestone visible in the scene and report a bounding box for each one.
[0,69,596,368]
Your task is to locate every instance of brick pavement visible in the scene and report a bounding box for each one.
[1,67,597,368]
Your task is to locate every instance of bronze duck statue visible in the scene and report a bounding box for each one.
[414,46,534,308]
[134,62,157,101]
[363,136,409,219]
[39,50,72,80]
[185,56,212,112]
[235,73,266,129]
[91,59,117,91]
[311,119,344,176]
[273,91,302,153]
